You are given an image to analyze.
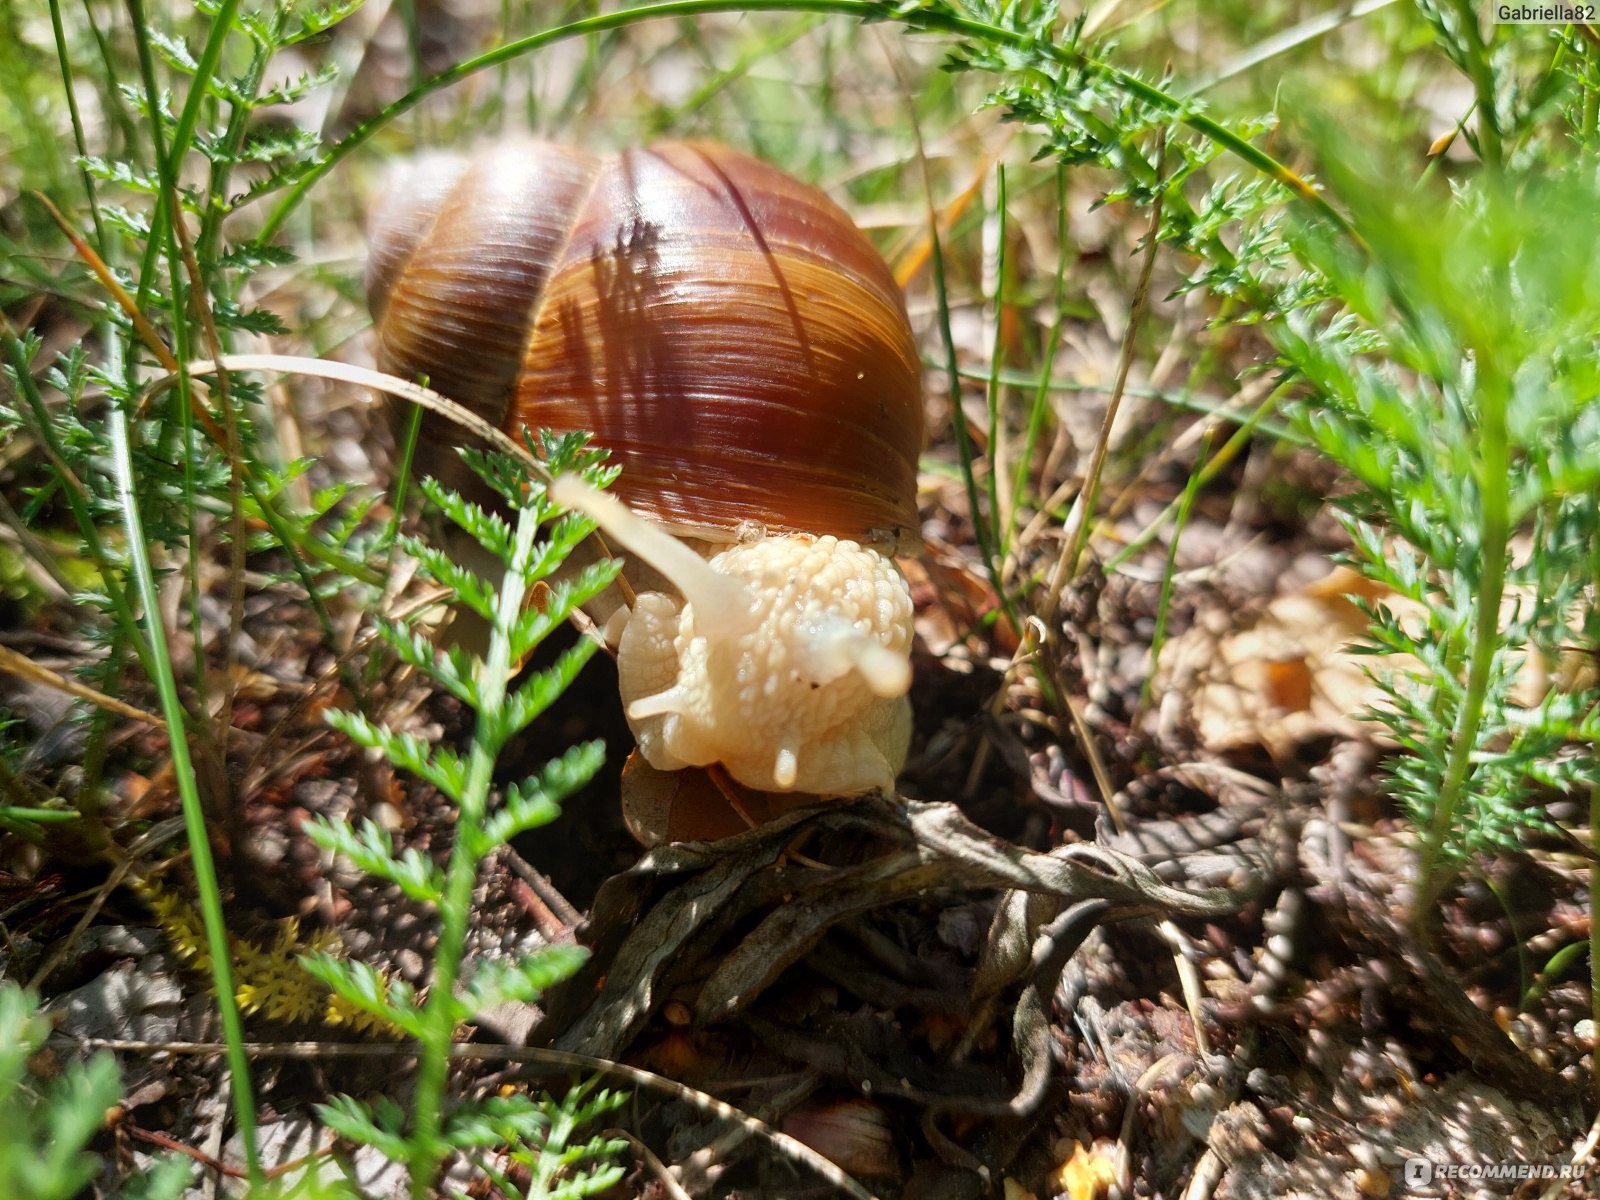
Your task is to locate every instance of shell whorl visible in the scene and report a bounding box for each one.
[367,139,922,547]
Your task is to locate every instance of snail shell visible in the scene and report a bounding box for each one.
[365,139,923,549]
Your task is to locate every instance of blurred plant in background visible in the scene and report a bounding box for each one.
[1281,147,1600,907]
[0,984,192,1200]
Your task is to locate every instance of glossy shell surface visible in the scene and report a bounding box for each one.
[367,140,922,545]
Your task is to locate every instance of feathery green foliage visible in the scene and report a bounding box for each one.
[0,983,123,1200]
[306,436,624,1200]
[0,983,192,1200]
[930,3,1600,915]
[1279,144,1600,902]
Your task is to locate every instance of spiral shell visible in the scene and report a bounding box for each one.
[366,139,922,547]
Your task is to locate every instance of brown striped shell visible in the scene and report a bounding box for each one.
[365,140,922,548]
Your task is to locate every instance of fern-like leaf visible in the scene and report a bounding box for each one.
[301,816,445,903]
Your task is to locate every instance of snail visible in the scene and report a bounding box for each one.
[366,139,923,797]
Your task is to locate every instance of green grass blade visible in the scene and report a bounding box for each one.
[107,403,262,1187]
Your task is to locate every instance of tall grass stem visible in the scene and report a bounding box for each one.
[108,403,261,1186]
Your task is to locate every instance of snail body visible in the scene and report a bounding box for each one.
[367,139,922,796]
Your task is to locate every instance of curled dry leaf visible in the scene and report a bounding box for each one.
[1152,566,1424,761]
[1153,564,1584,761]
